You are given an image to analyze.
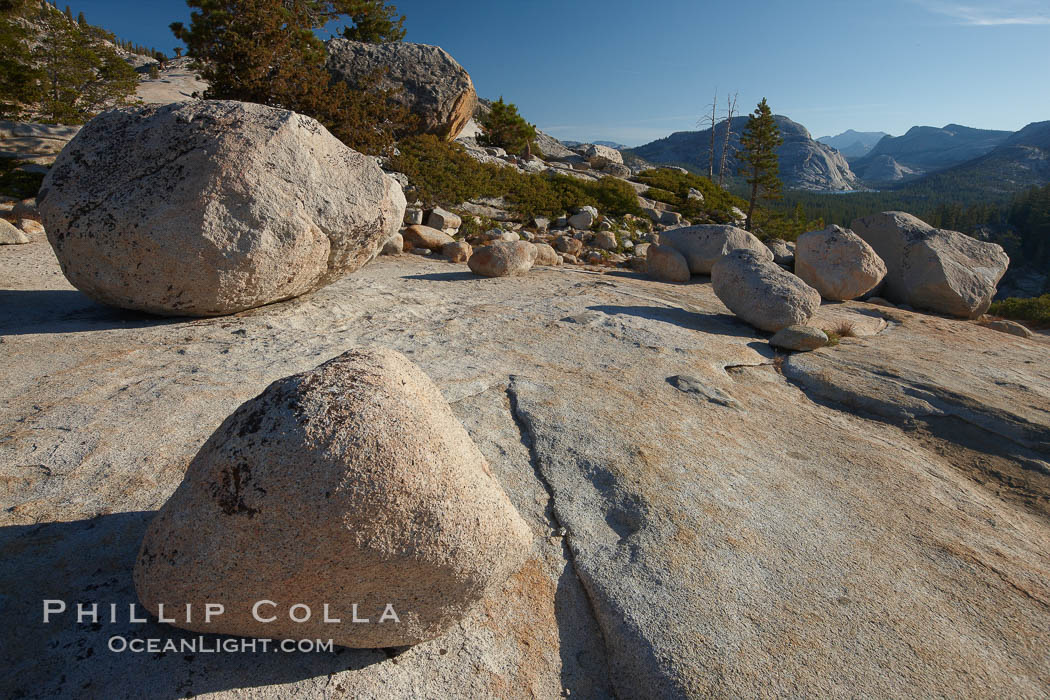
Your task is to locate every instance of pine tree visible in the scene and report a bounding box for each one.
[738,97,783,231]
[76,10,85,26]
[478,97,536,156]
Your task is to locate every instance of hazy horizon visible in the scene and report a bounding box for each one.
[76,0,1050,147]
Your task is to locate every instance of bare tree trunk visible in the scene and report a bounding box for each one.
[717,93,738,188]
[746,172,758,231]
[703,90,717,180]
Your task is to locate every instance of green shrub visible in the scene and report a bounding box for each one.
[988,295,1050,324]
[634,167,748,224]
[391,135,644,219]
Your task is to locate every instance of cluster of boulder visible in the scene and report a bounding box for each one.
[381,201,677,276]
[641,216,1009,349]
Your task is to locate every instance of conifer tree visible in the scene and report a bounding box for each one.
[171,0,412,154]
[479,97,536,156]
[738,97,783,231]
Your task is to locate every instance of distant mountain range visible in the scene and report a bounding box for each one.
[623,117,1049,197]
[627,115,859,191]
[850,124,1012,183]
[899,120,1050,199]
[817,130,889,158]
[563,140,631,150]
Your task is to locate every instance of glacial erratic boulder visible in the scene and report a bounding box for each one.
[584,144,623,168]
[646,244,690,283]
[441,240,472,262]
[770,325,829,352]
[764,238,795,266]
[37,100,405,317]
[468,241,537,277]
[403,224,455,251]
[660,224,772,275]
[850,211,1009,318]
[794,225,887,301]
[134,348,532,648]
[712,249,822,331]
[533,242,562,266]
[326,39,477,141]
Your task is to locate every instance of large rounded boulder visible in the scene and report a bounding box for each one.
[660,224,772,275]
[134,348,533,649]
[712,249,822,332]
[794,225,887,300]
[38,101,405,317]
[850,211,1009,318]
[326,39,477,141]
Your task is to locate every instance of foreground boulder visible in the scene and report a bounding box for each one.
[134,348,532,648]
[712,250,822,331]
[468,241,537,277]
[326,39,477,140]
[850,211,1009,318]
[795,225,887,301]
[660,225,772,275]
[37,101,405,317]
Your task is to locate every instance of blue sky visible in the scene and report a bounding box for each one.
[76,0,1050,146]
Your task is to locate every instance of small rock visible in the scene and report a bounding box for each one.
[408,247,431,256]
[560,253,579,265]
[634,242,651,257]
[425,206,462,233]
[554,235,584,256]
[403,224,455,251]
[584,144,623,168]
[11,199,40,222]
[468,241,537,277]
[0,218,30,245]
[770,325,830,351]
[593,231,618,251]
[381,232,404,255]
[531,216,550,232]
[765,238,795,266]
[647,244,690,283]
[404,208,423,226]
[981,319,1033,339]
[866,296,895,308]
[441,240,472,262]
[533,243,562,266]
[601,163,631,178]
[584,251,604,265]
[17,218,44,236]
[568,207,597,230]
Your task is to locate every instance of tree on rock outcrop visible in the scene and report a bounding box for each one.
[172,0,412,155]
[738,97,783,232]
[479,97,537,158]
